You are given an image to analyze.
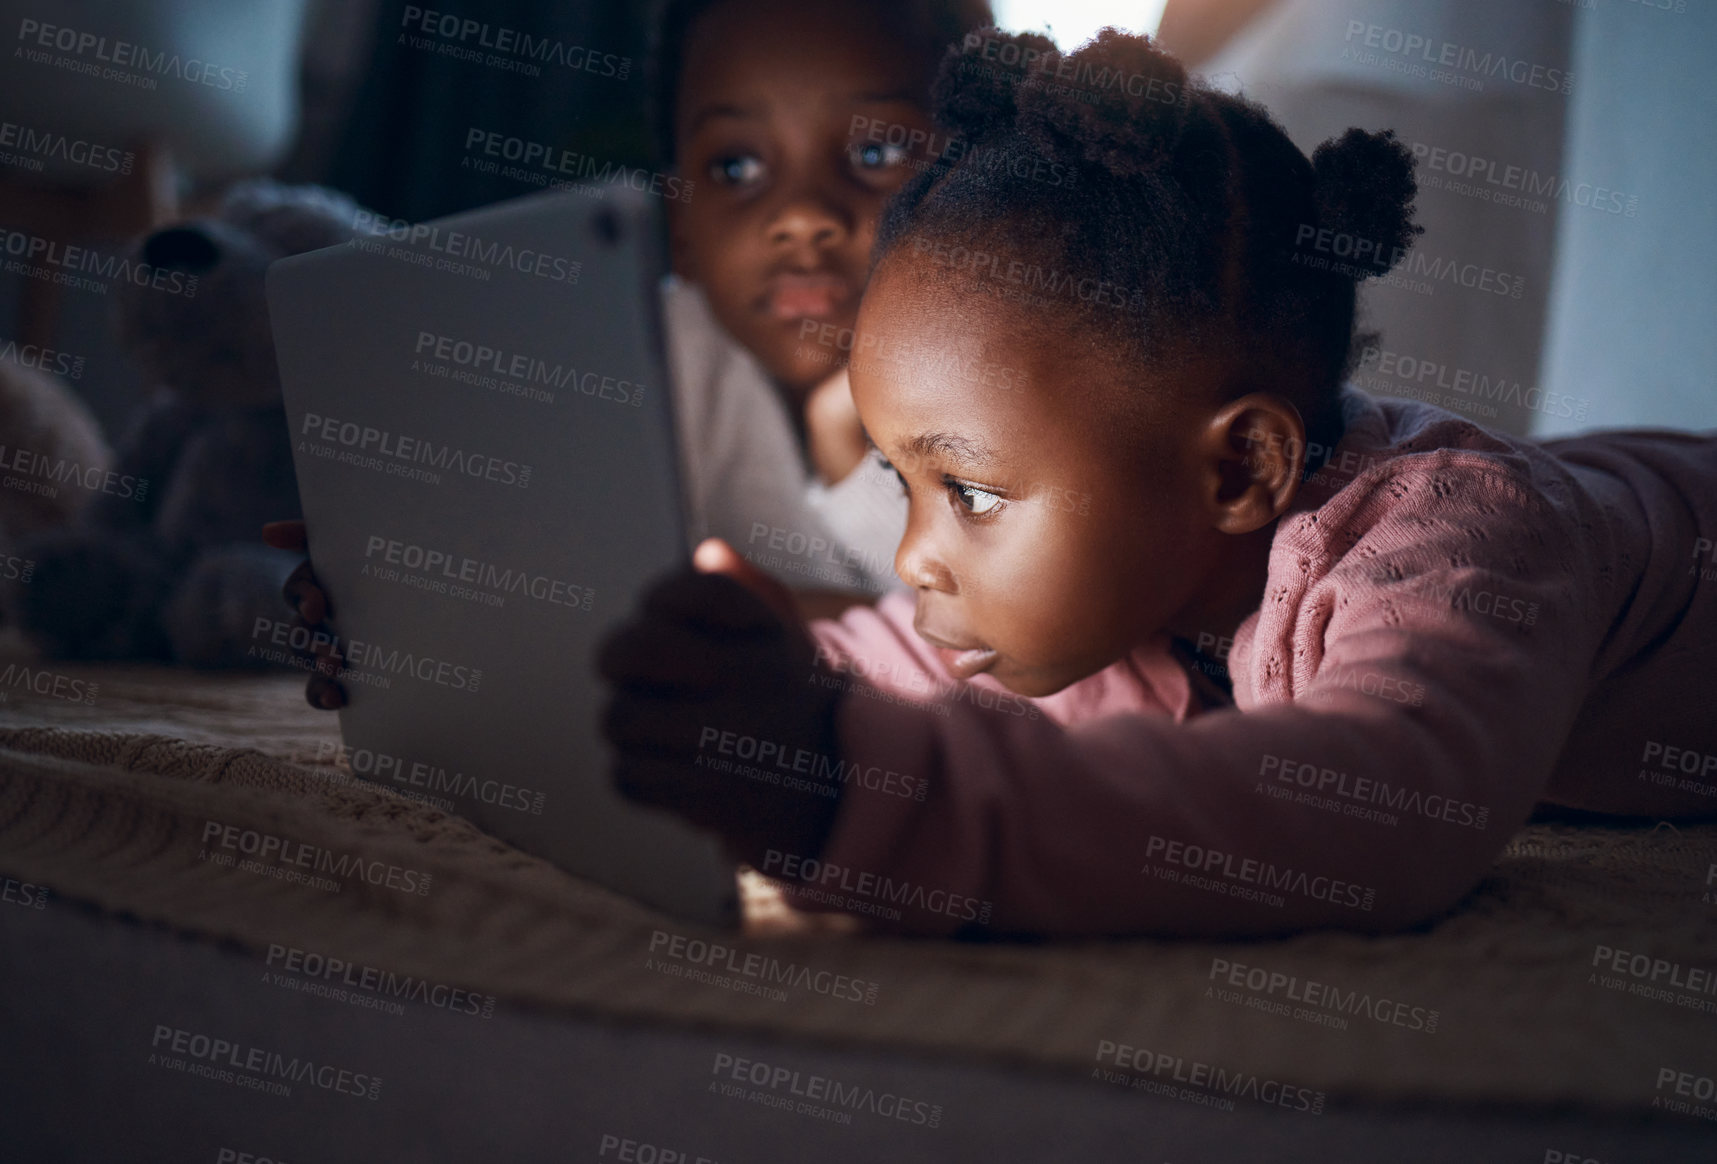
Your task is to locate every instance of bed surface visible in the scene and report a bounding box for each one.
[3,655,1715,1160]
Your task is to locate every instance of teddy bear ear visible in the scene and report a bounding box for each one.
[217,180,374,256]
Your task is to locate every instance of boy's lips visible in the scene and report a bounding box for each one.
[762,272,852,322]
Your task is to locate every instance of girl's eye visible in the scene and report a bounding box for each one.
[708,154,766,186]
[949,480,1002,516]
[850,141,909,173]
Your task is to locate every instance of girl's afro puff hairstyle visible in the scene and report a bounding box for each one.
[875,27,1423,446]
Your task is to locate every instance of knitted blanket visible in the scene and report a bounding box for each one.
[2,662,1713,1115]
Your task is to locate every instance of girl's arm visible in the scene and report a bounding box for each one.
[788,469,1598,939]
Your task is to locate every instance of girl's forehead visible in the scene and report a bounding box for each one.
[854,263,1150,460]
[852,332,1048,453]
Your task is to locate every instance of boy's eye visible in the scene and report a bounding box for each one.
[850,141,909,172]
[948,479,1002,516]
[709,154,766,186]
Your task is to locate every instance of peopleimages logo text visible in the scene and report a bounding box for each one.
[297,411,532,488]
[0,228,197,296]
[150,1025,380,1099]
[1095,1039,1325,1113]
[414,332,645,406]
[1143,834,1377,911]
[1342,21,1571,94]
[200,820,434,896]
[249,616,482,692]
[711,1053,942,1127]
[649,930,880,1004]
[352,210,580,283]
[16,18,249,91]
[0,121,132,174]
[762,849,993,925]
[398,7,629,77]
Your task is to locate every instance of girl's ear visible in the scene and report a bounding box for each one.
[1203,394,1306,535]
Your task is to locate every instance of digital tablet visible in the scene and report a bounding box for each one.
[266,186,740,927]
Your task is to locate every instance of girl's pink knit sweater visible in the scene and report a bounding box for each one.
[789,390,1717,938]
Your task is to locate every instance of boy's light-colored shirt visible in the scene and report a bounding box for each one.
[797,388,1717,937]
[662,277,905,596]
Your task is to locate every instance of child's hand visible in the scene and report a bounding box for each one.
[804,367,869,485]
[599,539,847,868]
[260,520,347,710]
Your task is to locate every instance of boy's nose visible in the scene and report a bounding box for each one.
[767,194,849,251]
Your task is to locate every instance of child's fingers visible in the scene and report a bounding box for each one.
[602,687,826,771]
[612,754,729,828]
[261,519,307,551]
[282,560,329,624]
[692,538,799,624]
[596,619,733,693]
[305,670,346,709]
[601,692,695,757]
[311,638,344,675]
[307,639,346,709]
[640,568,781,634]
[262,523,346,715]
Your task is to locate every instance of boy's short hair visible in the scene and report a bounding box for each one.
[647,0,996,165]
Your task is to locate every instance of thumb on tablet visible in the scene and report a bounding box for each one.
[692,538,798,623]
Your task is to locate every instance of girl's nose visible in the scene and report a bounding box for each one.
[895,524,956,593]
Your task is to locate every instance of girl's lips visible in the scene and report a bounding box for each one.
[764,273,851,322]
[934,645,1000,681]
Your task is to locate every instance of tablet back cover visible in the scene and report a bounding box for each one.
[266,187,738,926]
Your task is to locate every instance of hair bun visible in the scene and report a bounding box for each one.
[932,27,1059,141]
[1014,28,1191,179]
[1310,128,1423,278]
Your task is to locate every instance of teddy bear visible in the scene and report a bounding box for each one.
[0,181,375,667]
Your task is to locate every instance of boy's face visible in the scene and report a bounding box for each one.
[849,258,1226,698]
[670,0,937,396]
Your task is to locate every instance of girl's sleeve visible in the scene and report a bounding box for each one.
[785,458,1603,939]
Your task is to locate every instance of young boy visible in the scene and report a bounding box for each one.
[651,0,990,600]
[267,0,995,703]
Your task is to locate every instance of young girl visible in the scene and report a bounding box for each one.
[599,28,1717,939]
[267,0,995,703]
